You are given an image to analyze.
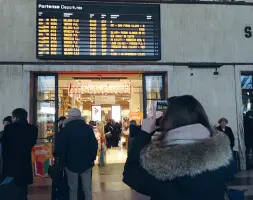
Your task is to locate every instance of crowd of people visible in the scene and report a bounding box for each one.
[0,108,38,200]
[1,94,253,200]
[104,119,122,148]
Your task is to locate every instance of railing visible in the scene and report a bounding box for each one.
[36,137,54,144]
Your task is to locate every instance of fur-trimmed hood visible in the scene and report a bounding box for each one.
[62,117,86,128]
[140,129,233,181]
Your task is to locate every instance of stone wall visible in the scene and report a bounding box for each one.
[0,65,28,128]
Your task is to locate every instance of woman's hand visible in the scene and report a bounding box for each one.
[142,103,157,134]
[142,117,157,134]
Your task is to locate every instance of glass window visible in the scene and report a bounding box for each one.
[145,76,163,99]
[36,76,57,143]
[143,74,166,117]
[242,90,253,113]
[241,75,253,90]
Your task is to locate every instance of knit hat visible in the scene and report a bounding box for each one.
[68,108,81,118]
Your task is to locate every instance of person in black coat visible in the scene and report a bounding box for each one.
[114,122,122,147]
[217,118,235,149]
[2,108,38,199]
[123,95,233,200]
[0,116,12,141]
[0,116,12,178]
[244,111,253,169]
[104,120,114,148]
[128,120,141,154]
[55,108,98,200]
[57,116,66,131]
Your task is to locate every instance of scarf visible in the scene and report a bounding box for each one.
[163,123,211,145]
[62,117,86,128]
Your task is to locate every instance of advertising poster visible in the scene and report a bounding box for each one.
[92,105,102,122]
[32,144,53,177]
[112,105,121,122]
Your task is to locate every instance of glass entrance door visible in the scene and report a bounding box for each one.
[34,74,58,143]
[142,73,166,118]
[241,74,253,113]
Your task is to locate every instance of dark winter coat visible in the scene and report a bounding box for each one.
[123,130,233,200]
[244,115,253,147]
[55,118,98,173]
[104,124,114,137]
[128,125,141,153]
[129,125,141,138]
[0,130,3,177]
[0,131,3,141]
[2,121,38,186]
[217,126,235,149]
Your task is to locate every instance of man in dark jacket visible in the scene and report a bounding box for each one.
[2,108,38,199]
[55,108,98,200]
[0,116,12,141]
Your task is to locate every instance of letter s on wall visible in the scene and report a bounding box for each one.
[245,26,252,38]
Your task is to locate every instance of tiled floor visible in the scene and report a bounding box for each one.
[29,163,253,200]
[29,164,131,200]
[101,147,127,164]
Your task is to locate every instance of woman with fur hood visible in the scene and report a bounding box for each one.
[123,95,233,200]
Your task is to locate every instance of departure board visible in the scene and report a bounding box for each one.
[36,1,161,60]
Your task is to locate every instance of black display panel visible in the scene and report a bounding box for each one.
[36,1,161,60]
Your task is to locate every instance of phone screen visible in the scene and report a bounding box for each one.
[156,100,168,112]
[155,100,168,126]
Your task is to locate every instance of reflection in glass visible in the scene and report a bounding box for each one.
[145,76,163,99]
[241,75,253,90]
[144,75,165,116]
[146,99,156,117]
[36,76,56,143]
[242,91,253,113]
[37,76,56,101]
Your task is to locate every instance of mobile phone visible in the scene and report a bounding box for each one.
[155,100,168,126]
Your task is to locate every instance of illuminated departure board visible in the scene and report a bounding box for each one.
[36,1,161,60]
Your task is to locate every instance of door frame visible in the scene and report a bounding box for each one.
[30,71,167,127]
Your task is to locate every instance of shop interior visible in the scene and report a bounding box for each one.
[36,73,144,164]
